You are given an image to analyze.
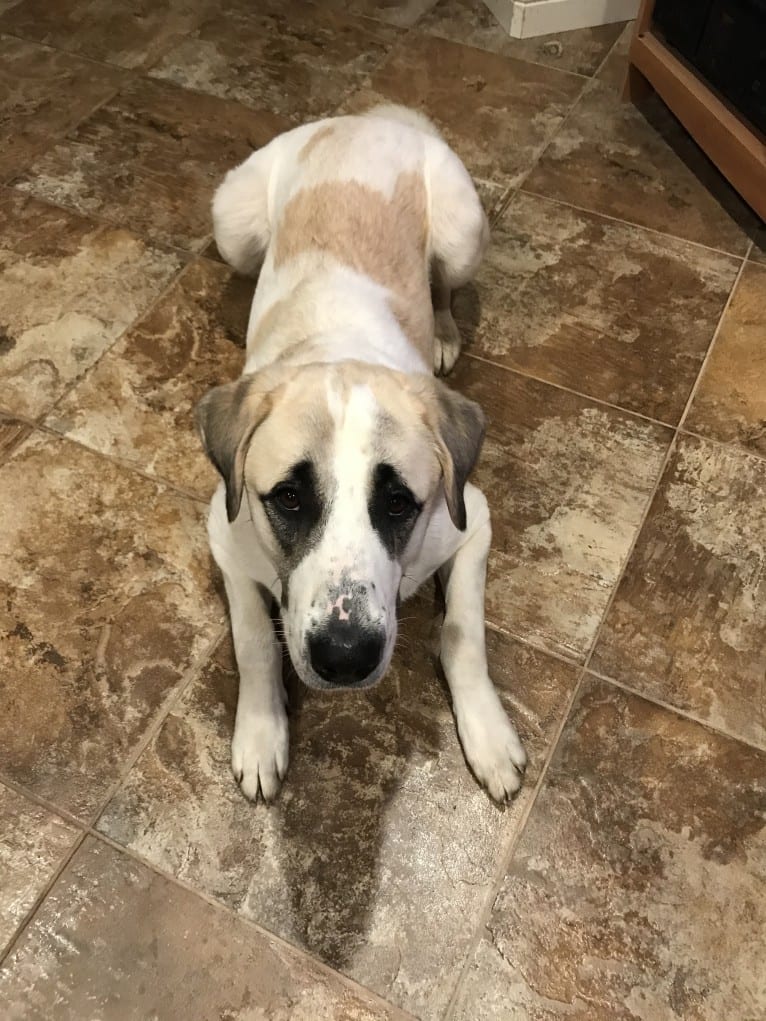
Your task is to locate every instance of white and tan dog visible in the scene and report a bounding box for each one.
[197,105,526,804]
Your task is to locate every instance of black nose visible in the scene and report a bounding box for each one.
[308,620,385,686]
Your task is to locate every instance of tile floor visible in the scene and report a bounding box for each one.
[0,1,764,1018]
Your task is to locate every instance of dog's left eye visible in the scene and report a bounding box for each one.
[276,487,300,512]
[387,492,410,517]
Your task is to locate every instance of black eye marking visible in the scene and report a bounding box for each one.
[368,463,422,558]
[260,461,323,560]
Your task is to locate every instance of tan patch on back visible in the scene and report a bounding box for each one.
[298,125,336,162]
[273,173,433,359]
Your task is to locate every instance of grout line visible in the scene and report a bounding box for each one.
[0,829,90,969]
[677,423,766,465]
[6,175,214,258]
[39,256,199,424]
[445,411,676,1015]
[0,61,134,189]
[0,415,214,505]
[89,624,228,830]
[443,664,589,1020]
[0,29,145,74]
[484,618,584,670]
[580,447,678,668]
[446,230,754,1017]
[585,667,766,755]
[407,23,590,84]
[516,186,753,260]
[0,625,227,970]
[493,72,591,197]
[83,828,419,1019]
[0,775,86,832]
[590,21,631,81]
[487,183,520,227]
[0,180,206,262]
[461,351,676,432]
[676,244,753,434]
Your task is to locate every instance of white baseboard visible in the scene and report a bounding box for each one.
[483,0,639,39]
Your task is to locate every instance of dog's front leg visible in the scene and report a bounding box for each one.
[222,567,288,802]
[438,484,527,802]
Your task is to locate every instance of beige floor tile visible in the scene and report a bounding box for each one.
[14,77,287,250]
[0,190,184,418]
[455,191,738,422]
[0,783,79,953]
[46,258,251,495]
[0,0,210,70]
[420,0,625,76]
[451,358,672,659]
[0,836,408,1020]
[595,20,633,91]
[150,0,401,123]
[339,0,440,28]
[0,35,125,182]
[525,80,759,254]
[0,412,31,463]
[453,677,766,1020]
[0,431,222,819]
[592,433,766,749]
[684,261,766,457]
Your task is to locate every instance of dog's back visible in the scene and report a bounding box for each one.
[212,106,486,375]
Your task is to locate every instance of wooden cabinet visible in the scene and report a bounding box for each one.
[625,0,766,219]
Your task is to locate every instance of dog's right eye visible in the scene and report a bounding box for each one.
[276,487,300,512]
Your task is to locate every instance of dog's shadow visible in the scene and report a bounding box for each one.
[450,282,482,354]
[635,92,764,249]
[269,588,446,971]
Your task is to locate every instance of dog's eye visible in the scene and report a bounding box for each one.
[276,487,300,512]
[387,492,410,517]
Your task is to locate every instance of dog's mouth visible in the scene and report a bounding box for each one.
[297,670,384,692]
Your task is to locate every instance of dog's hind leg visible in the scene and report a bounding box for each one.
[431,261,465,377]
[212,142,276,277]
[427,142,489,376]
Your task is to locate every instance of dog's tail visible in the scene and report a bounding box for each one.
[212,146,274,277]
[362,103,443,139]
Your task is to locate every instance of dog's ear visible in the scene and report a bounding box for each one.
[195,376,273,522]
[429,380,486,530]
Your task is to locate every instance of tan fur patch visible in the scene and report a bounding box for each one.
[273,174,433,359]
[298,125,336,162]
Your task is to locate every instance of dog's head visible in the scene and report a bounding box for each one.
[196,361,484,690]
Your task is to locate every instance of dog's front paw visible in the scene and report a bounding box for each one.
[231,710,289,803]
[456,687,527,803]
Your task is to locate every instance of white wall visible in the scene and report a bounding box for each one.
[483,0,640,38]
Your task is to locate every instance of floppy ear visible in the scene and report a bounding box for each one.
[195,376,273,522]
[431,381,486,530]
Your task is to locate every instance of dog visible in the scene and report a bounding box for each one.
[196,104,527,805]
